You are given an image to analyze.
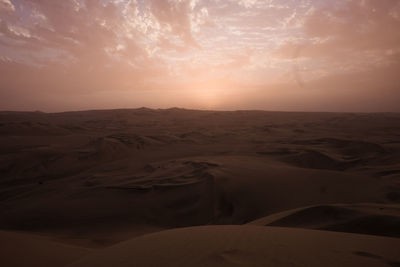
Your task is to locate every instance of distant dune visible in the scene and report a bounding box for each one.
[0,108,399,266]
[249,203,400,238]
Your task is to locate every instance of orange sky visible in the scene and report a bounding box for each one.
[0,0,399,112]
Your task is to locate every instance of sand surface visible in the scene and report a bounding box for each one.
[248,203,400,237]
[0,230,91,266]
[0,108,399,266]
[68,226,400,267]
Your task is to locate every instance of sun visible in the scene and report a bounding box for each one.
[191,81,226,109]
[195,88,220,109]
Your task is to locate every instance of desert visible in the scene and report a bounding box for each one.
[0,109,399,266]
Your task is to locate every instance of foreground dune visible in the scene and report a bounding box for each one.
[68,225,400,267]
[2,223,400,267]
[0,230,91,267]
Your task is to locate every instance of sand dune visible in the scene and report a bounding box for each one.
[0,230,91,267]
[249,203,400,238]
[68,226,400,267]
[0,108,399,265]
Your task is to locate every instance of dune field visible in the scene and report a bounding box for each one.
[0,108,399,266]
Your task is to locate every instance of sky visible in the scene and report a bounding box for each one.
[0,0,399,112]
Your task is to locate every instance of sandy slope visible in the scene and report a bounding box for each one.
[0,154,391,245]
[68,225,400,267]
[0,230,91,267]
[249,203,400,238]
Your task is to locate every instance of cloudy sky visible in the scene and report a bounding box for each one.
[1,0,399,112]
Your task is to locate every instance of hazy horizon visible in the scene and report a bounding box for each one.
[1,0,400,112]
[2,106,400,114]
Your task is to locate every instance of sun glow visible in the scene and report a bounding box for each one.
[194,87,221,109]
[188,80,229,109]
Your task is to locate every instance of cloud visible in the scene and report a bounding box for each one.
[272,0,400,92]
[0,0,14,14]
[238,0,258,9]
[148,0,208,47]
[276,0,400,59]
